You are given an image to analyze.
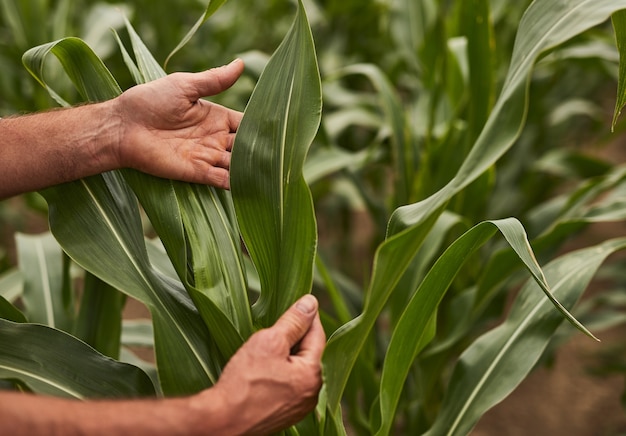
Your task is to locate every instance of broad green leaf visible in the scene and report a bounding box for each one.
[426,238,626,436]
[0,319,155,398]
[175,184,252,343]
[0,296,27,323]
[323,204,445,413]
[231,0,321,327]
[22,37,122,104]
[21,35,222,391]
[123,16,166,82]
[612,10,626,130]
[15,232,73,331]
[375,218,591,436]
[324,0,626,413]
[74,272,125,360]
[111,28,143,85]
[119,22,253,354]
[22,25,252,391]
[0,269,23,303]
[387,211,466,326]
[41,171,219,394]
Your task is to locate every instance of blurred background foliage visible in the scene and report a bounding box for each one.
[2,0,626,434]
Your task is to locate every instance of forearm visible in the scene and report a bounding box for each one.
[0,101,121,200]
[0,391,232,436]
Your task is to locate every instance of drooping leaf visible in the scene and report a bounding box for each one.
[375,218,594,435]
[0,318,155,398]
[41,171,218,394]
[22,37,122,105]
[324,0,626,413]
[22,36,220,391]
[426,238,626,436]
[231,0,322,327]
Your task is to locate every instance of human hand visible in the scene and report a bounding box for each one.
[199,294,326,435]
[113,59,244,189]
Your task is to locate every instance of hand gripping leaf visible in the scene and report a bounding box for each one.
[231,0,322,327]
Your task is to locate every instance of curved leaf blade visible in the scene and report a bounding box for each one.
[426,238,626,436]
[375,218,592,435]
[22,37,121,104]
[164,0,230,69]
[41,172,218,394]
[0,319,155,398]
[231,0,322,327]
[324,0,626,413]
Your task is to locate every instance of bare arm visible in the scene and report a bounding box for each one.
[0,59,244,200]
[0,295,325,436]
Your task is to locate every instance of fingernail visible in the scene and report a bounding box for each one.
[295,294,316,314]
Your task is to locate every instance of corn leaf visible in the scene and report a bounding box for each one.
[22,35,227,394]
[41,172,219,393]
[426,237,626,436]
[335,63,415,207]
[460,0,495,143]
[612,10,626,130]
[231,0,321,327]
[0,296,27,323]
[0,318,155,398]
[324,0,626,413]
[119,19,253,355]
[374,218,591,435]
[22,37,122,104]
[15,232,73,331]
[164,0,230,69]
[0,269,23,303]
[73,272,125,360]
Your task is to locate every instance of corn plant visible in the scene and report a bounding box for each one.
[2,0,626,435]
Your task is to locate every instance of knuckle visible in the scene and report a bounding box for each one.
[251,328,287,353]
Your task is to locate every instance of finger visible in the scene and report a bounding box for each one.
[293,312,325,362]
[228,110,243,133]
[270,294,319,349]
[189,59,245,98]
[226,133,236,152]
[204,166,230,190]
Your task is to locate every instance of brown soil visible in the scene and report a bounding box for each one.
[472,327,626,436]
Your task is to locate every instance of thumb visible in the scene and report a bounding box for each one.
[188,58,245,98]
[270,294,319,349]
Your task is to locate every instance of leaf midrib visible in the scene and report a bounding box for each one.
[80,180,214,382]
